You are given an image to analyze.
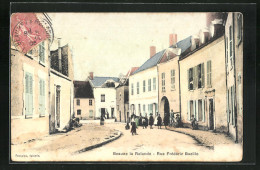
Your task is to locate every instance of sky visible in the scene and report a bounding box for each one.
[48,13,206,81]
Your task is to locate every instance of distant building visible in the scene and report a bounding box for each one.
[224,12,243,143]
[88,73,119,119]
[74,81,95,120]
[129,47,165,117]
[116,67,138,123]
[49,40,74,133]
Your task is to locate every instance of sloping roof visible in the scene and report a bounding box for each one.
[74,81,94,98]
[132,49,166,75]
[126,67,139,77]
[174,36,192,54]
[90,77,119,87]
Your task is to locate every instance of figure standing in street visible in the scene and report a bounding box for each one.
[149,114,154,129]
[191,115,198,130]
[163,112,170,129]
[144,114,148,128]
[130,118,137,135]
[157,114,162,129]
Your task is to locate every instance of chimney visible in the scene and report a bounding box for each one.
[89,72,94,80]
[150,46,156,58]
[199,28,210,45]
[169,33,178,47]
[58,38,62,72]
[210,19,224,38]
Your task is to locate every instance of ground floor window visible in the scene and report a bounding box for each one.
[77,109,81,115]
[89,110,93,118]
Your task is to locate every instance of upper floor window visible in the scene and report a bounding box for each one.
[188,68,194,90]
[171,70,175,90]
[101,94,105,102]
[137,82,139,94]
[39,41,45,63]
[131,83,134,95]
[143,80,146,92]
[77,99,80,106]
[89,99,92,106]
[237,13,242,44]
[162,73,165,92]
[229,26,234,67]
[148,79,151,91]
[207,60,212,87]
[153,77,156,90]
[197,63,205,88]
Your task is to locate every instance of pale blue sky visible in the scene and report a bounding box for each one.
[48,13,206,80]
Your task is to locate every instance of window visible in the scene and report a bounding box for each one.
[137,82,139,94]
[131,83,134,95]
[229,26,233,67]
[188,68,194,90]
[89,99,92,106]
[143,104,145,113]
[25,72,33,116]
[198,100,202,121]
[143,80,146,92]
[148,79,151,91]
[153,77,156,90]
[89,110,93,118]
[77,109,81,115]
[207,60,212,87]
[162,73,165,92]
[77,99,80,106]
[197,63,205,88]
[39,79,45,116]
[226,36,229,66]
[39,41,45,63]
[171,70,175,90]
[237,13,242,44]
[101,94,105,102]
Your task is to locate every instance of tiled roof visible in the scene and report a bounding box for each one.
[173,36,192,55]
[74,81,94,98]
[90,77,119,87]
[132,49,166,75]
[126,67,139,77]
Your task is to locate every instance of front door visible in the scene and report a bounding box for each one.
[101,108,105,118]
[111,108,114,118]
[209,99,214,130]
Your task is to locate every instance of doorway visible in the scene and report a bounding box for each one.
[209,99,214,130]
[160,96,170,118]
[111,108,114,118]
[101,108,105,118]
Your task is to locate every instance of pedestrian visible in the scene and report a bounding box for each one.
[157,114,162,129]
[130,118,137,135]
[144,114,148,129]
[125,121,130,130]
[142,116,146,129]
[149,114,154,129]
[191,115,198,130]
[135,116,139,128]
[163,112,170,129]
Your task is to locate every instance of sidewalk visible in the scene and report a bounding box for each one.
[167,126,235,148]
[11,123,121,161]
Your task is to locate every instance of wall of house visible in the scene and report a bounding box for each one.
[129,66,158,117]
[158,56,180,119]
[11,40,50,143]
[93,87,117,119]
[180,36,227,132]
[116,85,129,123]
[74,98,95,120]
[50,70,73,132]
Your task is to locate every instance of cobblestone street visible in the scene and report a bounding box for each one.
[11,122,242,162]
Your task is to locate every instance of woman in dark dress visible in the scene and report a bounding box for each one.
[130,118,137,135]
[149,114,154,129]
[157,114,162,129]
[163,113,170,129]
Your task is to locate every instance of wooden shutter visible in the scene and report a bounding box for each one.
[201,63,205,87]
[39,79,45,115]
[195,100,198,120]
[193,100,196,120]
[202,99,205,122]
[192,67,195,90]
[187,69,189,90]
[194,66,197,89]
[27,73,33,116]
[187,100,190,121]
[25,73,29,115]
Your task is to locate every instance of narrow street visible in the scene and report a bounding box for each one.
[12,122,242,162]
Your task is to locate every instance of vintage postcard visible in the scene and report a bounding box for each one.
[10,12,243,162]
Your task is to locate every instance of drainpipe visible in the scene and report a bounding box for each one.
[224,25,229,135]
[232,13,238,143]
[48,41,51,134]
[178,57,182,121]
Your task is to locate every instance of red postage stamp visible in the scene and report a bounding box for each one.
[10,13,50,54]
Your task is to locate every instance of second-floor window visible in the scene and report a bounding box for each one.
[229,26,233,68]
[171,70,175,90]
[207,60,212,87]
[148,79,151,91]
[137,82,139,94]
[77,99,80,106]
[143,80,146,92]
[188,68,194,90]
[89,99,92,106]
[162,73,165,92]
[197,63,205,88]
[153,77,156,90]
[39,41,45,63]
[101,94,105,102]
[131,83,134,95]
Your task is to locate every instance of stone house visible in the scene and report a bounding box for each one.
[74,80,95,120]
[224,12,243,143]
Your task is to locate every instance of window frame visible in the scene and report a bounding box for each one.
[162,72,165,92]
[137,82,139,94]
[153,77,156,90]
[148,79,151,92]
[207,60,212,88]
[101,94,105,102]
[143,80,146,92]
[171,69,175,90]
[77,109,81,115]
[89,99,92,106]
[77,99,80,106]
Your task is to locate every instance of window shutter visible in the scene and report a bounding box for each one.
[187,70,189,90]
[209,61,212,86]
[196,100,198,120]
[187,101,190,121]
[193,100,196,119]
[202,99,205,122]
[25,74,29,115]
[201,63,205,88]
[192,67,195,90]
[194,66,197,89]
[28,74,33,116]
[226,92,229,123]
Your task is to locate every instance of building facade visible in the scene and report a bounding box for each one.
[224,12,243,143]
[74,81,95,120]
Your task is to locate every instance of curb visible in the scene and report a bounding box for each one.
[74,130,122,154]
[167,128,214,150]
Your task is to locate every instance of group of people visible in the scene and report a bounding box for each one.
[126,110,183,136]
